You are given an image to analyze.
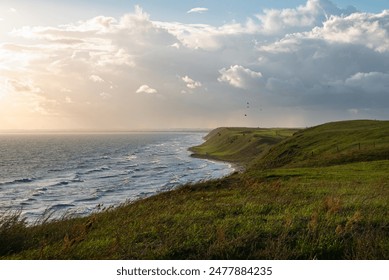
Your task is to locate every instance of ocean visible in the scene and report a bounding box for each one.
[0,132,233,222]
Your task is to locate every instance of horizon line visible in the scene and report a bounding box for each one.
[0,128,213,134]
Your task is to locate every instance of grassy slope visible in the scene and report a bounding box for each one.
[252,120,389,169]
[1,120,388,259]
[189,127,298,166]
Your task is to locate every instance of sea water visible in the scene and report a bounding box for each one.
[0,132,233,222]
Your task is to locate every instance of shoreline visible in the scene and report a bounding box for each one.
[1,132,231,224]
[189,152,246,174]
[2,120,388,259]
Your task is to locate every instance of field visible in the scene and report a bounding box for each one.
[1,120,388,259]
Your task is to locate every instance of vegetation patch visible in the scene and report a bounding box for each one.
[1,120,388,259]
[189,127,298,166]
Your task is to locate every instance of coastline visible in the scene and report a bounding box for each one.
[189,152,246,174]
[2,121,388,260]
[1,132,232,223]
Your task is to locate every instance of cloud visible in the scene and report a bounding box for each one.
[89,75,104,83]
[1,1,389,130]
[1,78,60,123]
[218,65,262,89]
[158,0,357,52]
[309,10,389,52]
[7,79,43,94]
[156,20,257,51]
[182,76,202,89]
[258,31,389,107]
[171,43,180,49]
[136,84,158,94]
[256,0,357,35]
[187,8,208,14]
[337,72,389,101]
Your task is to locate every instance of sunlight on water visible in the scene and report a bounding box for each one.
[0,132,233,222]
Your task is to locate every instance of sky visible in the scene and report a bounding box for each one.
[0,0,388,130]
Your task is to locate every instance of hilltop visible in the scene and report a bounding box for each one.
[252,120,389,169]
[189,127,298,166]
[1,120,388,259]
[190,120,389,169]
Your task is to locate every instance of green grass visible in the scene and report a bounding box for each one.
[252,120,389,169]
[1,120,388,259]
[189,127,298,166]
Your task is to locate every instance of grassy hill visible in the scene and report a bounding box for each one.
[252,120,389,169]
[1,120,388,259]
[189,127,298,166]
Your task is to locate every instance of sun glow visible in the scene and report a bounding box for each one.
[0,1,389,131]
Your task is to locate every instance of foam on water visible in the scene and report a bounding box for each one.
[0,132,234,222]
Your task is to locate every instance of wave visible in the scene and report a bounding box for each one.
[116,160,138,166]
[71,176,84,183]
[53,181,69,187]
[0,132,233,223]
[133,167,145,172]
[77,166,111,176]
[160,182,176,191]
[127,155,137,161]
[74,196,101,202]
[0,177,36,186]
[125,163,139,168]
[116,162,139,171]
[102,188,116,194]
[98,174,119,180]
[48,168,63,172]
[137,191,154,198]
[97,171,128,180]
[155,170,169,177]
[32,191,45,197]
[76,159,93,168]
[153,165,168,170]
[48,203,75,211]
[77,163,89,169]
[20,196,39,206]
[131,174,148,179]
[126,170,135,175]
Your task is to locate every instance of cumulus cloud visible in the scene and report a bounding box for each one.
[309,10,389,52]
[156,0,358,52]
[187,8,208,14]
[256,0,357,35]
[182,76,202,89]
[257,1,320,34]
[218,65,262,89]
[1,0,389,130]
[136,84,157,94]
